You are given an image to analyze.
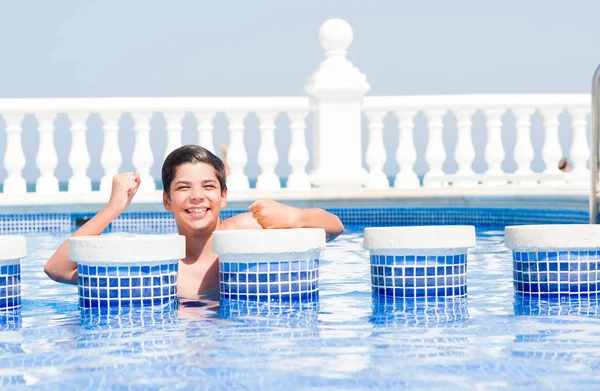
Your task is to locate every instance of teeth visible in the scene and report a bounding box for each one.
[188,208,208,213]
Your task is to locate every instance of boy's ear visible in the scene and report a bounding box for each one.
[220,188,228,209]
[162,191,172,212]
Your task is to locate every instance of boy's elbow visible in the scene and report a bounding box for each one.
[44,262,76,285]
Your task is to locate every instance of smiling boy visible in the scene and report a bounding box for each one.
[44,145,344,297]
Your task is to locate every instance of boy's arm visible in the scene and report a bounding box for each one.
[224,200,344,241]
[43,173,141,284]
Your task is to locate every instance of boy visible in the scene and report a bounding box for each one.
[44,145,344,297]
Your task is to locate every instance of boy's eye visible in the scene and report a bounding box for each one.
[177,186,190,190]
[204,185,215,189]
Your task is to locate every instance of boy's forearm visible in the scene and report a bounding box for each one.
[296,208,344,241]
[44,205,123,284]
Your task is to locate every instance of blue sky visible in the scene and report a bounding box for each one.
[1,0,599,183]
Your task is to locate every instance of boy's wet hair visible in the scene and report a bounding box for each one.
[162,145,227,196]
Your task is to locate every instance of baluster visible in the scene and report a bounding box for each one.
[35,112,59,193]
[365,111,388,189]
[99,112,122,193]
[225,112,249,190]
[540,108,565,186]
[453,109,477,187]
[513,109,536,185]
[2,113,26,195]
[68,113,92,193]
[132,112,156,193]
[568,109,590,186]
[256,112,280,190]
[423,110,447,187]
[394,110,419,188]
[163,112,184,162]
[286,110,311,190]
[195,112,216,153]
[483,109,507,186]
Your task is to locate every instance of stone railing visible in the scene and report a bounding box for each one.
[0,19,592,197]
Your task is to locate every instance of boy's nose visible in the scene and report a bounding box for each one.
[190,189,204,201]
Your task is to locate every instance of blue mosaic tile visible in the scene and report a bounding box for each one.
[0,260,21,311]
[79,304,178,328]
[514,295,600,316]
[219,259,319,302]
[370,253,467,298]
[77,261,178,309]
[512,250,600,298]
[0,207,591,234]
[370,294,469,326]
[0,308,21,331]
[220,298,319,328]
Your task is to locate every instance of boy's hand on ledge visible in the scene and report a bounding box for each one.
[248,200,300,229]
[107,173,141,214]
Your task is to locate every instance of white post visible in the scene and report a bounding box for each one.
[423,110,447,187]
[305,19,370,188]
[513,109,536,185]
[163,112,184,163]
[99,112,122,194]
[2,113,26,195]
[483,109,507,186]
[68,113,92,193]
[256,111,281,190]
[131,112,155,193]
[35,112,59,194]
[540,108,565,186]
[453,109,477,187]
[365,111,388,189]
[568,109,590,186]
[195,112,216,154]
[394,110,419,188]
[225,112,249,190]
[286,110,311,190]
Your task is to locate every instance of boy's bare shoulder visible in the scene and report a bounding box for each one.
[220,212,262,231]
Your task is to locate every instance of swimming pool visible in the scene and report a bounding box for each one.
[1,208,600,390]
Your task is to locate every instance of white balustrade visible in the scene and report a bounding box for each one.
[35,112,59,193]
[483,109,507,186]
[513,109,536,185]
[225,112,249,190]
[286,111,310,190]
[68,113,92,193]
[131,112,155,193]
[2,113,26,195]
[423,110,447,187]
[0,19,596,198]
[164,112,184,162]
[99,112,122,193]
[540,108,565,186]
[568,109,590,186]
[394,110,419,189]
[256,112,280,190]
[365,111,388,189]
[195,112,215,154]
[453,109,476,187]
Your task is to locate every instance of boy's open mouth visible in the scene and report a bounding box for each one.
[186,207,209,217]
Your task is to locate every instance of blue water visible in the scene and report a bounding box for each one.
[2,228,600,390]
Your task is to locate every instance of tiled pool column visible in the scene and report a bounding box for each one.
[363,226,476,298]
[69,235,185,309]
[0,236,26,311]
[506,225,600,299]
[212,229,326,303]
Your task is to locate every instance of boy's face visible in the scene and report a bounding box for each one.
[163,162,227,236]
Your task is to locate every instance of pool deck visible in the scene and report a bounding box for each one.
[0,187,591,214]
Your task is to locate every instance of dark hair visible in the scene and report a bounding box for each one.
[162,145,227,196]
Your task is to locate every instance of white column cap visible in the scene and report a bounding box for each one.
[363,226,476,250]
[505,224,600,250]
[69,234,185,265]
[0,236,27,260]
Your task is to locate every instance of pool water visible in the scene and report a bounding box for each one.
[2,227,600,390]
